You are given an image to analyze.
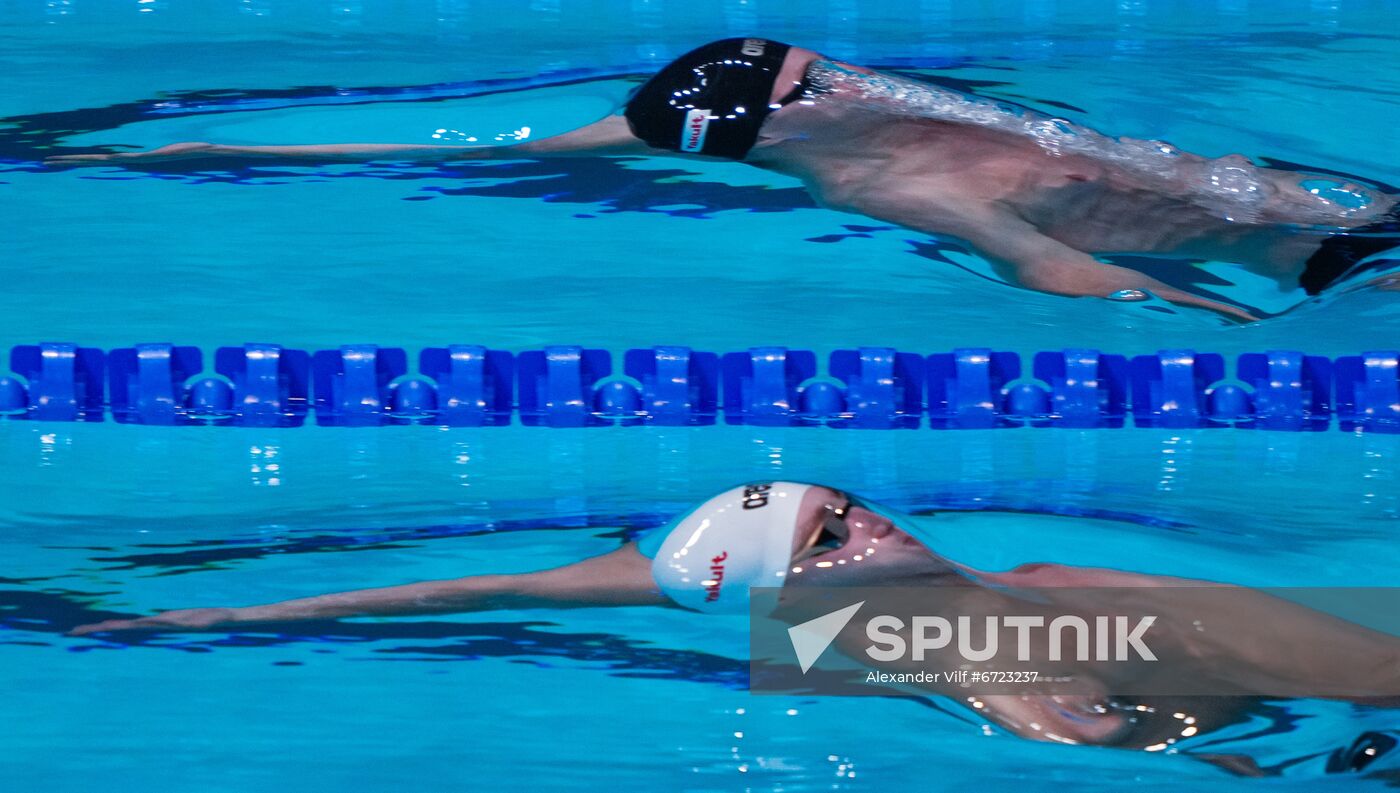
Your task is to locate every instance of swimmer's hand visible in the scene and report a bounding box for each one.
[46,142,221,166]
[1147,294,1259,324]
[68,607,236,635]
[1103,290,1260,325]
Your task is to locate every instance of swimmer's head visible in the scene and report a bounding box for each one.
[650,483,941,613]
[650,482,811,613]
[623,38,801,160]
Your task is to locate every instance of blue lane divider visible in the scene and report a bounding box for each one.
[213,343,310,427]
[721,347,817,426]
[518,346,613,428]
[829,347,923,429]
[623,345,719,426]
[8,343,106,422]
[1130,350,1227,429]
[0,343,1396,432]
[1032,349,1129,429]
[110,343,202,425]
[419,345,513,427]
[1336,352,1400,431]
[1237,351,1332,431]
[312,345,408,426]
[928,348,1021,429]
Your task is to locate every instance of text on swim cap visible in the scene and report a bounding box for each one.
[704,551,729,603]
[741,39,767,57]
[741,484,772,510]
[680,109,710,152]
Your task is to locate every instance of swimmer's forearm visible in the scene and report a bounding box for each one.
[226,575,520,623]
[71,575,587,634]
[216,117,645,161]
[224,545,665,623]
[1019,260,1259,323]
[208,143,503,162]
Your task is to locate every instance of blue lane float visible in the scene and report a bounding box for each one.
[8,343,106,422]
[623,345,718,427]
[829,348,923,429]
[928,349,1021,430]
[1032,349,1129,429]
[0,343,1396,432]
[419,345,514,427]
[110,343,203,425]
[721,347,817,427]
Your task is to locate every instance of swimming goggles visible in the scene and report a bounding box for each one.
[793,493,855,563]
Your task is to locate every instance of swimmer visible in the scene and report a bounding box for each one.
[69,481,1400,770]
[46,38,1400,322]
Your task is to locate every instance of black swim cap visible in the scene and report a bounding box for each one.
[624,38,795,160]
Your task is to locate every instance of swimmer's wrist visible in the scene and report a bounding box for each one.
[223,605,272,623]
[226,603,319,623]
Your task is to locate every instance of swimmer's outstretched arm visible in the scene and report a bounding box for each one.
[67,542,669,635]
[972,218,1260,323]
[45,116,648,166]
[868,198,1260,323]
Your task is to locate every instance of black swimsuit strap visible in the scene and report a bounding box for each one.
[1300,204,1400,294]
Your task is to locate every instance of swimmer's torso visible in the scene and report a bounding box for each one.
[748,59,1396,277]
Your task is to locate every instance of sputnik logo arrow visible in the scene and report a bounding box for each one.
[787,601,865,674]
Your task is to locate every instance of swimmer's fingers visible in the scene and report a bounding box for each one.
[1211,302,1261,324]
[1134,293,1258,323]
[1154,292,1259,323]
[68,607,236,635]
[45,142,217,167]
[44,153,128,165]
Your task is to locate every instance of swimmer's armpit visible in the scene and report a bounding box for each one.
[45,116,649,167]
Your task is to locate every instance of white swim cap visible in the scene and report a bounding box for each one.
[651,482,814,614]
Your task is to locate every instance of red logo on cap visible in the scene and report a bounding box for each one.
[680,109,710,152]
[704,551,728,602]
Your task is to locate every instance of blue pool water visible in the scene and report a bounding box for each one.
[2,1,1399,789]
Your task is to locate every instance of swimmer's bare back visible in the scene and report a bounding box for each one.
[53,40,1395,322]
